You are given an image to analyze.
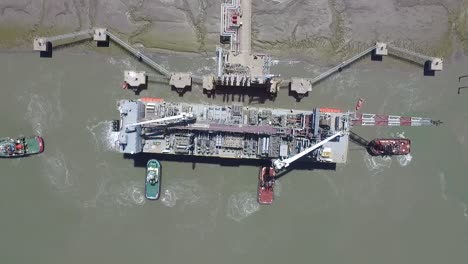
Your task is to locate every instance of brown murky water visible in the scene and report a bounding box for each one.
[0,46,467,263]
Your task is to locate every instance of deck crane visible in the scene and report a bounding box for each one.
[125,112,195,128]
[272,131,345,171]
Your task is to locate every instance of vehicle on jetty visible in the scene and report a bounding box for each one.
[145,159,161,200]
[0,136,44,158]
[258,166,276,204]
[367,138,411,156]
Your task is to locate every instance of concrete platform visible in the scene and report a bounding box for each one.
[93,28,108,41]
[33,38,48,51]
[124,71,146,87]
[203,74,215,91]
[170,72,192,90]
[269,79,281,93]
[290,78,312,96]
[375,42,388,56]
[430,58,443,71]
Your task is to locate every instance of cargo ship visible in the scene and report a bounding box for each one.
[367,138,411,156]
[114,98,351,164]
[258,166,275,204]
[0,136,44,158]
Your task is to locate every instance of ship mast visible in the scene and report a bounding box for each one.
[272,132,345,171]
[125,112,195,127]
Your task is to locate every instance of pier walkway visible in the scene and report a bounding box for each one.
[288,42,443,98]
[33,26,444,99]
[105,31,170,78]
[34,28,171,78]
[33,28,205,90]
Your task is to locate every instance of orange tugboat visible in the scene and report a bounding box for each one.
[367,138,411,156]
[258,167,276,204]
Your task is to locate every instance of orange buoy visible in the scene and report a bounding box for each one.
[355,98,364,111]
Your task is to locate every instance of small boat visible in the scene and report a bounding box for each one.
[145,159,161,200]
[367,138,411,156]
[258,166,276,204]
[0,136,44,158]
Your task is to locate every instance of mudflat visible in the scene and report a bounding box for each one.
[0,0,467,59]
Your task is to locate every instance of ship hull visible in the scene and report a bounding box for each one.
[368,138,411,156]
[258,167,275,204]
[145,159,161,200]
[0,136,44,158]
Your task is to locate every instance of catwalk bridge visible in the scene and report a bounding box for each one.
[33,26,443,99]
[288,42,443,98]
[33,28,201,92]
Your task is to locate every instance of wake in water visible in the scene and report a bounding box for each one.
[462,203,468,220]
[438,171,468,221]
[364,155,392,175]
[85,119,119,152]
[161,189,177,208]
[226,192,260,222]
[160,179,205,208]
[20,92,64,135]
[396,154,413,167]
[80,162,147,209]
[41,149,74,193]
[274,180,282,197]
[396,73,424,112]
[114,180,146,207]
[332,71,358,101]
[107,57,136,71]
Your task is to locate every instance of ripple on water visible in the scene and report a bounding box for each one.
[106,57,136,71]
[462,203,468,220]
[23,93,63,135]
[438,171,468,221]
[42,150,74,193]
[114,180,146,207]
[160,179,204,208]
[226,192,260,222]
[397,153,412,167]
[364,155,392,175]
[274,180,282,197]
[86,119,119,152]
[80,163,147,209]
[161,189,177,208]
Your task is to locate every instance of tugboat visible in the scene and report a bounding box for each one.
[0,136,44,158]
[367,138,411,156]
[145,159,161,200]
[258,166,276,204]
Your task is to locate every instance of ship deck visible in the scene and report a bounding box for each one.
[116,99,350,164]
